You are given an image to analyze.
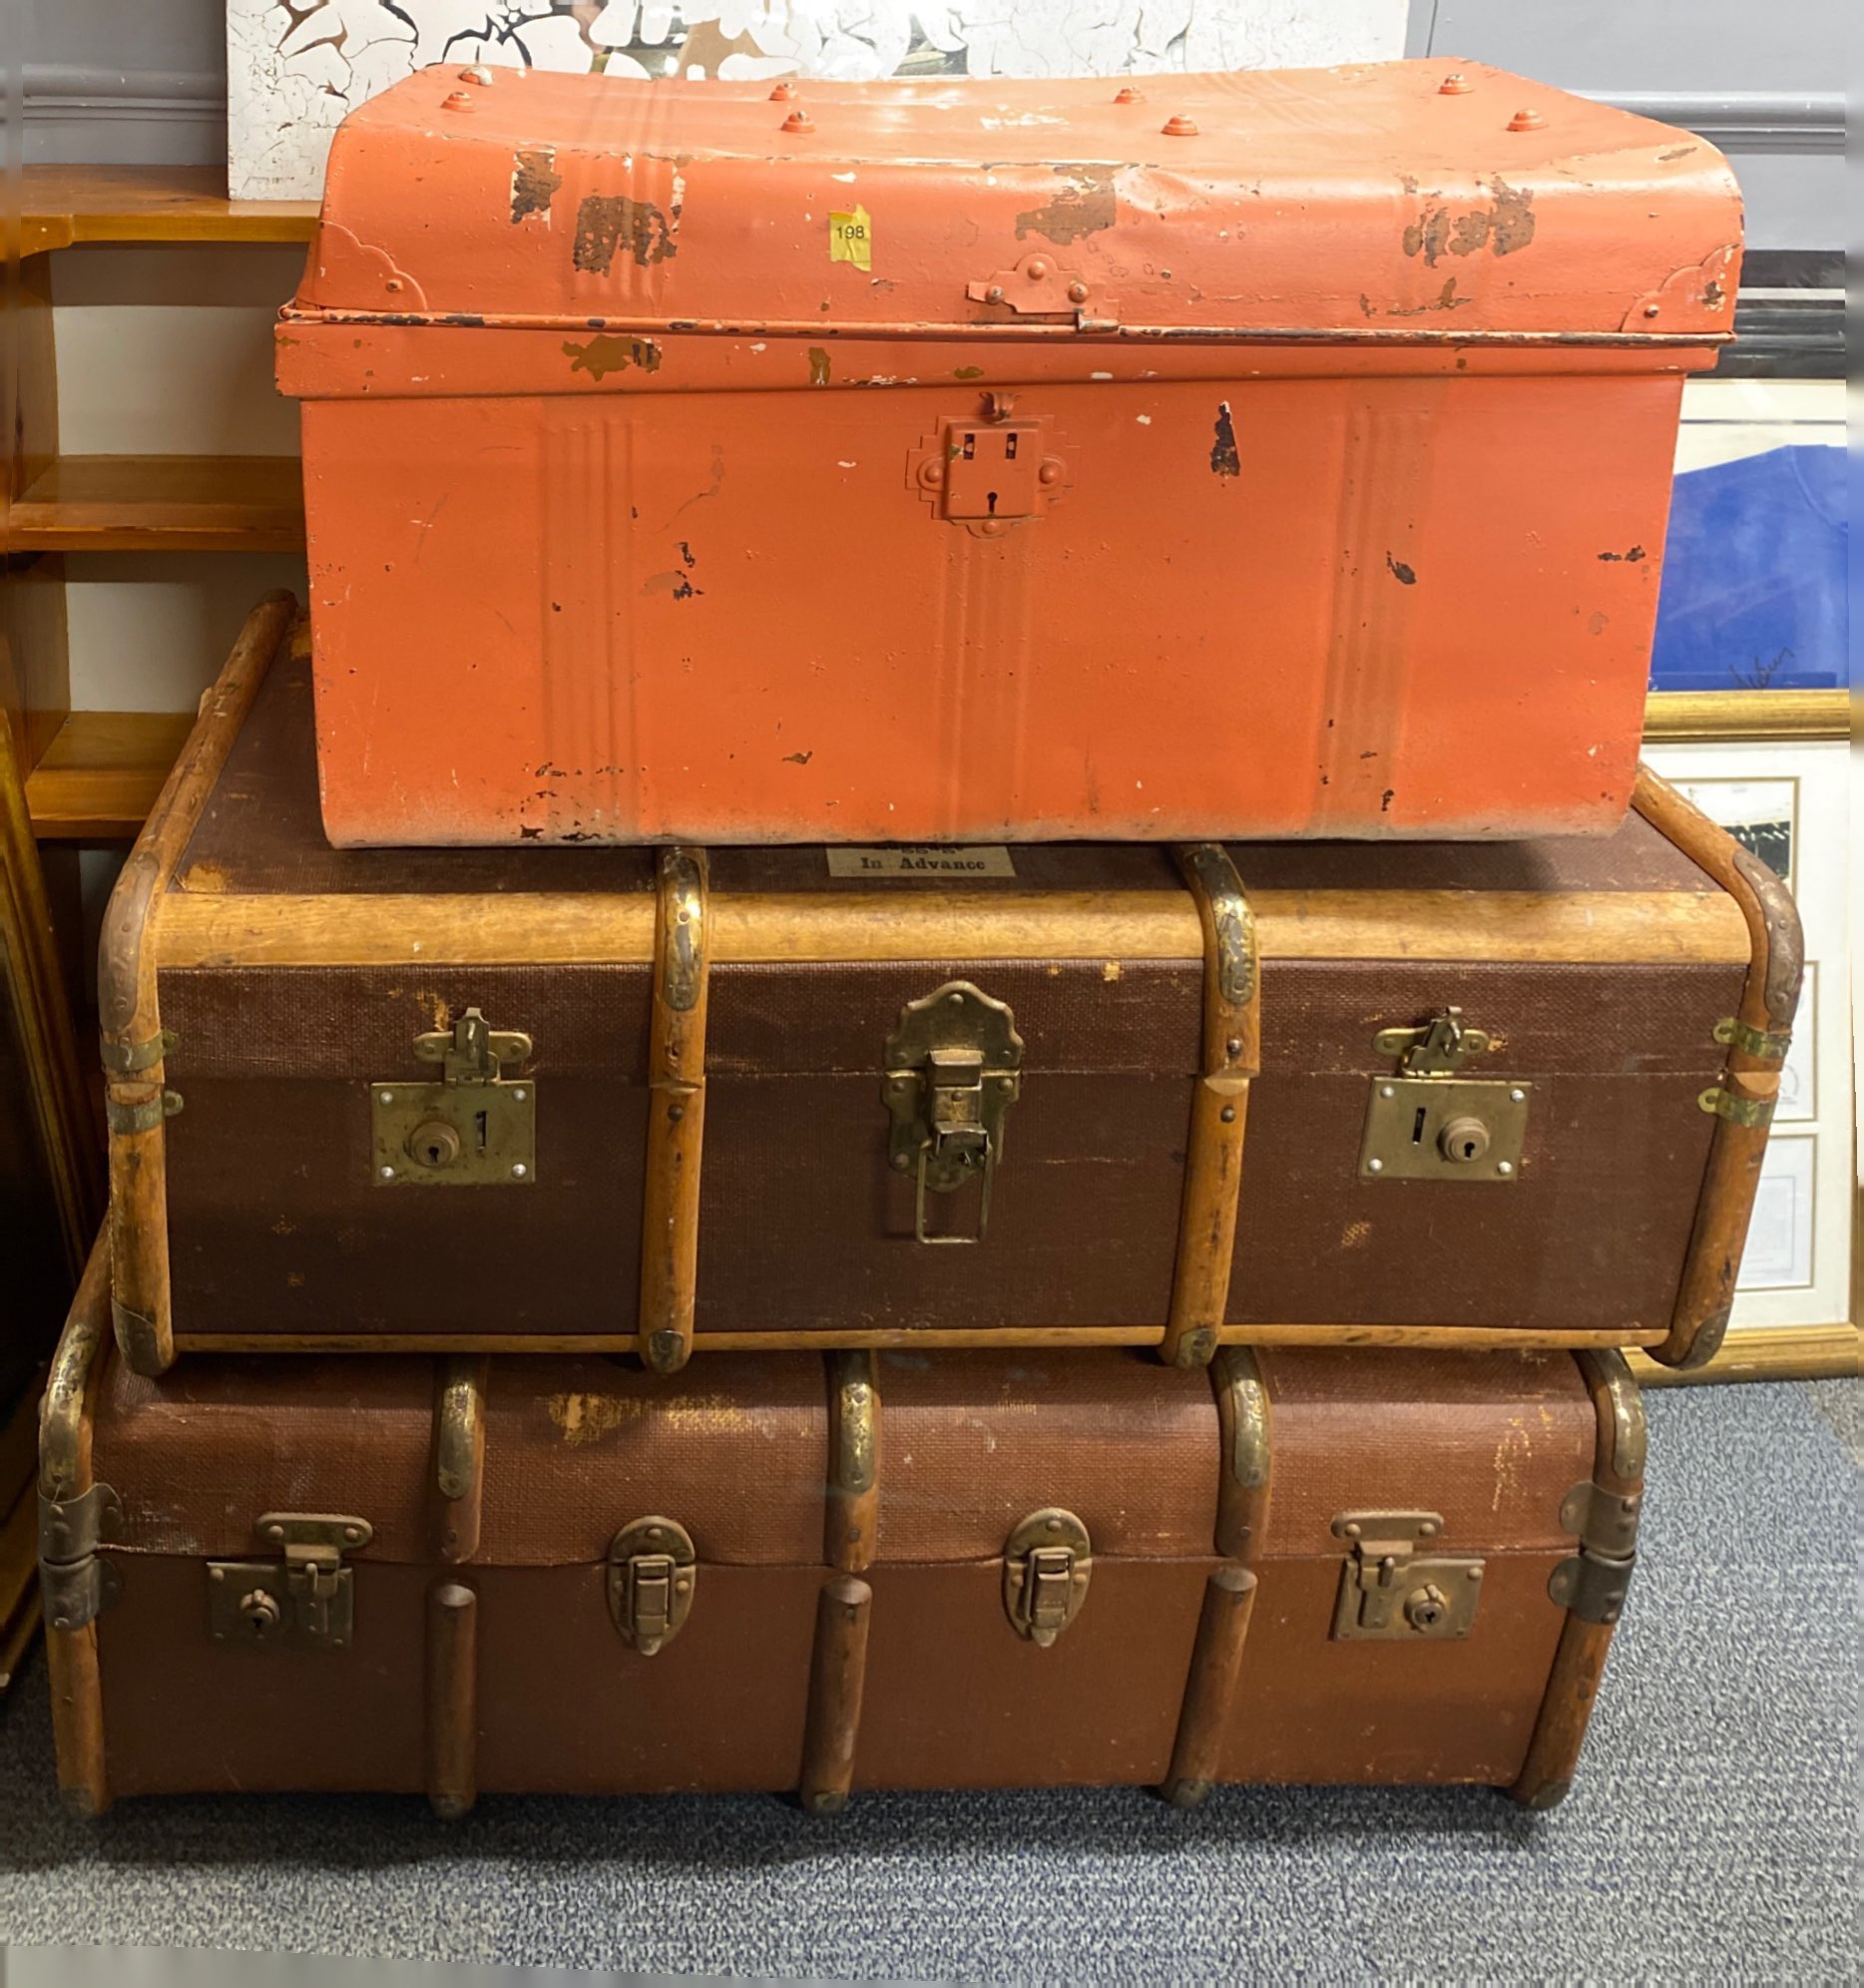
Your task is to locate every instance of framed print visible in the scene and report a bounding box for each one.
[1643,738,1852,1332]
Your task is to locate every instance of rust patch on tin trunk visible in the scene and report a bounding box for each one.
[563,333,663,380]
[1015,167,1117,245]
[1210,401,1240,478]
[574,195,677,273]
[1403,177,1536,266]
[511,150,562,225]
[808,347,832,386]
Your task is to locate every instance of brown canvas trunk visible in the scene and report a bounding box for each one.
[41,1241,1642,1811]
[101,598,1799,1377]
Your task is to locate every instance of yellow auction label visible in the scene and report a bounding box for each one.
[829,205,873,270]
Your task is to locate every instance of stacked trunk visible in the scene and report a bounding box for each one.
[36,56,1794,1816]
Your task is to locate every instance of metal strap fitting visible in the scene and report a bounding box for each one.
[1560,1480,1642,1560]
[1712,1016,1792,1064]
[1697,1086,1774,1128]
[38,1482,125,1633]
[106,1090,184,1135]
[100,1029,178,1075]
[1549,1549,1635,1626]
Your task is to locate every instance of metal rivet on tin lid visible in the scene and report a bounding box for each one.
[1067,280,1088,303]
[1508,107,1546,131]
[441,91,475,112]
[1026,258,1049,281]
[781,109,814,134]
[1439,73,1474,95]
[1162,114,1198,137]
[1114,86,1144,105]
[768,81,798,101]
[457,65,495,86]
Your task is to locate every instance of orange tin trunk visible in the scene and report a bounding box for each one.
[276,61,1740,846]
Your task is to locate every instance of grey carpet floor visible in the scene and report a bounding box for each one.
[1,1380,1856,1981]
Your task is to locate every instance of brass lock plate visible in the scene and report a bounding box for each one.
[371,1081,536,1186]
[370,1007,535,1187]
[1330,1510,1484,1641]
[1358,1077,1529,1183]
[206,1512,372,1652]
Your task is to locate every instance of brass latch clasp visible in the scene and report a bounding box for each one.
[1003,1508,1092,1646]
[607,1516,697,1656]
[884,982,1023,1244]
[371,1006,536,1187]
[1359,1007,1530,1183]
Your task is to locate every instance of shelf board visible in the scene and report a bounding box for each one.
[20,165,317,256]
[8,456,305,553]
[25,711,195,840]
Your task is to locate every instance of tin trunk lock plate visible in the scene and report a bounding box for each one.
[371,1006,535,1187]
[1358,1007,1528,1183]
[607,1516,697,1657]
[883,981,1023,1244]
[207,1512,374,1652]
[1003,1508,1092,1647]
[1331,1510,1484,1641]
[908,410,1070,538]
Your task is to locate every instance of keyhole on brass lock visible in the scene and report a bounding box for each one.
[239,1590,283,1639]
[1405,1584,1448,1631]
[1438,1116,1492,1165]
[407,1119,462,1171]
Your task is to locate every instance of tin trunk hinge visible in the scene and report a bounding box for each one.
[607,1516,697,1656]
[1003,1508,1092,1647]
[207,1513,374,1651]
[371,1006,536,1187]
[1330,1510,1485,1641]
[883,981,1023,1244]
[1359,1006,1530,1183]
[38,1481,124,1633]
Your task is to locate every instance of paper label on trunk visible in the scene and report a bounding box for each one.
[826,846,1017,878]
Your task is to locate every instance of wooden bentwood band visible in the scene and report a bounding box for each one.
[637,848,710,1373]
[1510,1349,1646,1808]
[1630,767,1805,1367]
[39,1231,114,1816]
[1162,1346,1274,1805]
[1161,845,1258,1369]
[99,592,297,1376]
[799,1575,873,1814]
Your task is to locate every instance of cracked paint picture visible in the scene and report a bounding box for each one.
[227,0,1405,198]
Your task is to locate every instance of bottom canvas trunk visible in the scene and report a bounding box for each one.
[41,1244,1641,1812]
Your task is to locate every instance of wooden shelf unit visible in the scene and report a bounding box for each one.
[23,712,197,841]
[19,165,317,254]
[9,455,305,554]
